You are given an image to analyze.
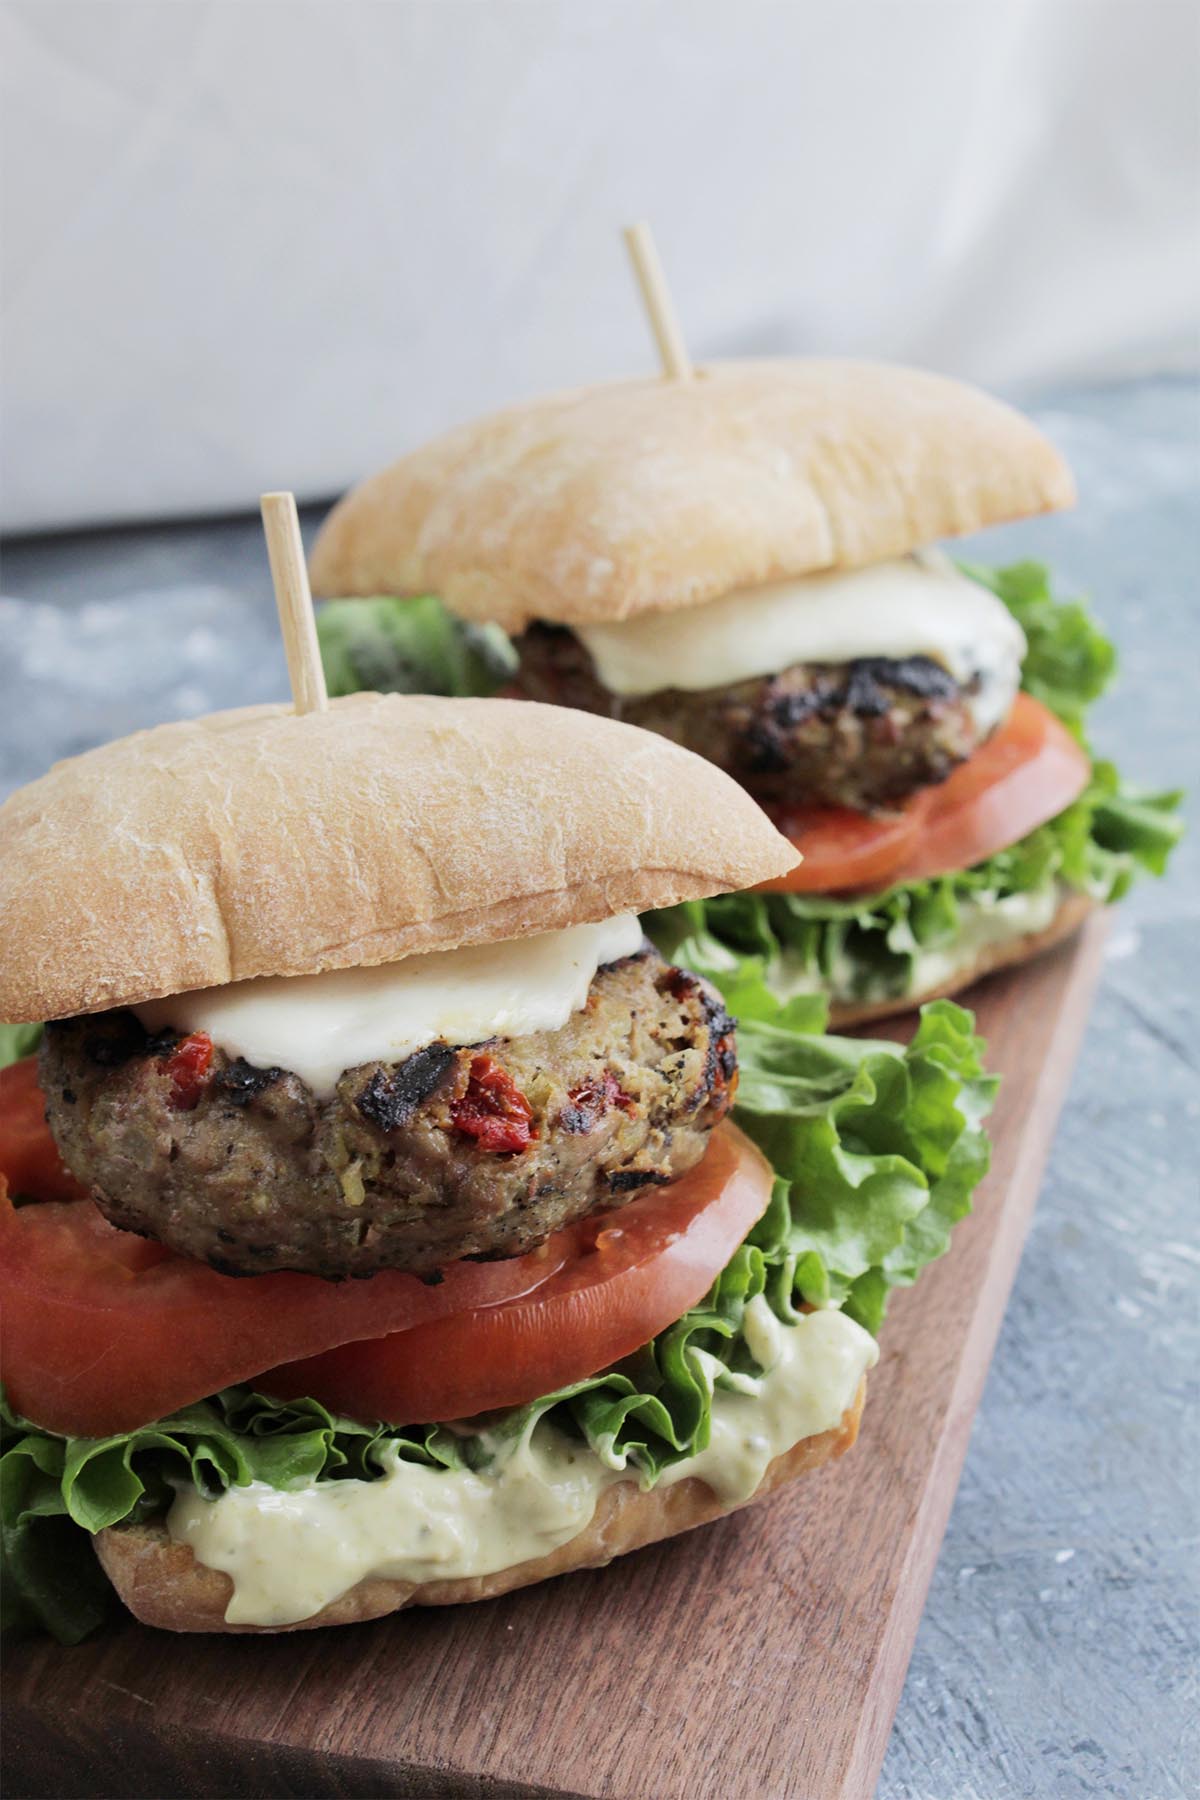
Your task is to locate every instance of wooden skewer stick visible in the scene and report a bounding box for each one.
[621,220,693,382]
[260,491,329,714]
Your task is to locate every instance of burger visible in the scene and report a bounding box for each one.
[308,360,1181,1025]
[0,693,993,1639]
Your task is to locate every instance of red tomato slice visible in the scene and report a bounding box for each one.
[0,1056,89,1204]
[0,1185,585,1437]
[262,1122,774,1423]
[763,796,932,893]
[0,1060,772,1435]
[758,695,1091,896]
[884,692,1090,888]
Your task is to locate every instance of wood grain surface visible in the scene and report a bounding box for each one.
[2,915,1108,1800]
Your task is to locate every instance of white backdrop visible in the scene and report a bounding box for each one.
[2,0,1197,532]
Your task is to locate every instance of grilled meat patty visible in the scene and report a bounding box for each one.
[515,623,987,812]
[40,950,736,1280]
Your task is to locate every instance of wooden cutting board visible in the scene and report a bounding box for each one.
[3,915,1108,1800]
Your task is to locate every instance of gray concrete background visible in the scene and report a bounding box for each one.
[1,375,1196,1799]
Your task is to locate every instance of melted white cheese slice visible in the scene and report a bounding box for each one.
[134,913,643,1097]
[575,551,1026,730]
[168,1298,877,1627]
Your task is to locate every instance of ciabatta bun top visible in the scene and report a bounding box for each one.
[0,693,797,1022]
[308,359,1075,634]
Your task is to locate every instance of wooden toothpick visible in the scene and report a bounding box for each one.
[621,221,693,382]
[260,491,329,714]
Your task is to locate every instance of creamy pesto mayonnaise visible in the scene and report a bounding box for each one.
[575,552,1026,732]
[134,913,643,1096]
[779,881,1065,1008]
[168,1298,877,1627]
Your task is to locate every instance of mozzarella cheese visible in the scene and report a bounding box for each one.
[575,551,1026,732]
[168,1298,877,1628]
[134,913,644,1097]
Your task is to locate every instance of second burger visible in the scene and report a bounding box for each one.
[309,359,1181,1024]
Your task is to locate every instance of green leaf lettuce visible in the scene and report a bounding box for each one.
[0,1023,42,1071]
[316,595,515,699]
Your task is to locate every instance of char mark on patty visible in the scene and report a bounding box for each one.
[664,966,737,1108]
[215,1057,288,1107]
[356,1045,458,1131]
[766,655,959,730]
[514,625,991,812]
[68,1011,151,1068]
[607,1168,671,1192]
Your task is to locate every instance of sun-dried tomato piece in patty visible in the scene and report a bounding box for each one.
[161,1033,214,1111]
[562,1069,635,1134]
[449,1055,536,1154]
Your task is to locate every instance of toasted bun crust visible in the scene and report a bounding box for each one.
[94,1385,864,1634]
[0,693,797,1023]
[308,360,1075,633]
[828,889,1095,1029]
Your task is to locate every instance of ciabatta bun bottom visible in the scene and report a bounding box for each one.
[94,1384,865,1635]
[828,889,1095,1031]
